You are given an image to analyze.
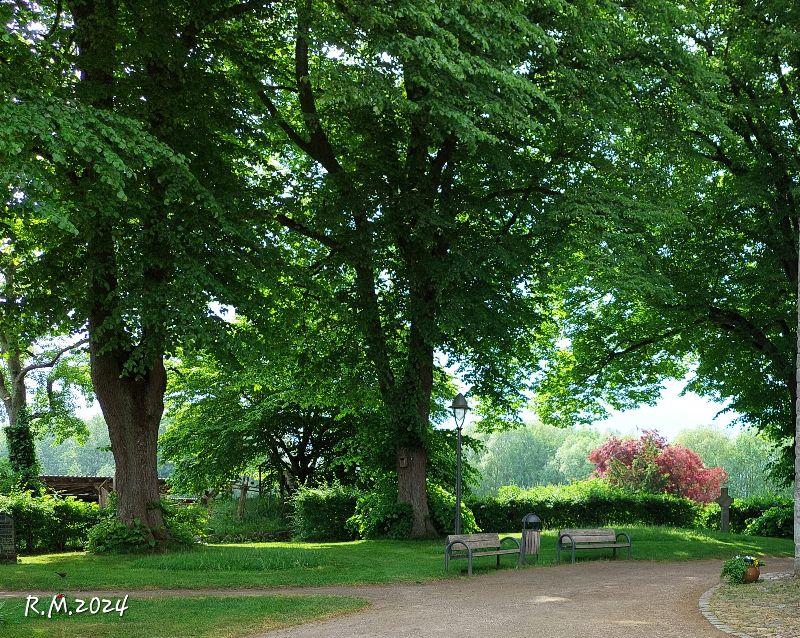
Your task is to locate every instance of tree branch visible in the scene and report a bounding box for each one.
[293,7,343,173]
[772,54,800,132]
[44,0,63,40]
[180,1,273,50]
[594,326,686,375]
[707,306,789,379]
[274,214,343,250]
[15,337,89,382]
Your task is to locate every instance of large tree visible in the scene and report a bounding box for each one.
[3,1,262,538]
[222,0,638,535]
[534,0,800,567]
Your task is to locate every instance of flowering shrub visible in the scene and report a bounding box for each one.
[589,431,727,503]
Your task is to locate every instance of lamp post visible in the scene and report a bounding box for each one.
[451,393,469,535]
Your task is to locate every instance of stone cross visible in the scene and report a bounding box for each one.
[715,487,733,533]
[0,513,16,563]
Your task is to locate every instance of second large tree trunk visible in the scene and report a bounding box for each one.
[90,348,166,535]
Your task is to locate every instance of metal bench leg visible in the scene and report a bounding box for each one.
[571,546,575,564]
[467,553,473,577]
[628,545,631,559]
[445,551,449,571]
[613,547,617,560]
[556,544,560,563]
[496,554,501,568]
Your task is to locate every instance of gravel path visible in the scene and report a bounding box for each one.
[258,558,794,638]
[3,557,792,637]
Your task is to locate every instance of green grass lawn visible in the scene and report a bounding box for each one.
[0,526,791,591]
[0,595,367,638]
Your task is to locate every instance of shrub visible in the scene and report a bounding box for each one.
[720,555,748,584]
[86,499,205,554]
[0,491,101,553]
[720,556,764,584]
[699,495,792,533]
[86,517,156,553]
[744,506,793,538]
[159,500,209,544]
[348,489,413,539]
[205,495,290,543]
[291,484,359,541]
[347,482,478,539]
[427,484,479,535]
[468,479,700,531]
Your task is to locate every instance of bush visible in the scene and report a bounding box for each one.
[347,482,478,540]
[86,499,206,554]
[86,517,156,553]
[744,506,793,538]
[468,479,700,531]
[0,491,101,553]
[427,484,479,535]
[699,495,792,533]
[291,484,359,541]
[348,489,413,539]
[205,495,290,543]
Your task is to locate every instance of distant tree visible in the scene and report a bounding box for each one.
[472,422,603,495]
[589,431,727,503]
[675,427,790,499]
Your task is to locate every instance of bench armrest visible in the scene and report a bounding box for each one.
[445,540,473,557]
[559,533,574,548]
[616,532,631,545]
[499,536,520,550]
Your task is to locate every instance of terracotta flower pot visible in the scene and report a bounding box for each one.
[743,566,760,583]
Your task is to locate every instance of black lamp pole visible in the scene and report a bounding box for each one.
[451,393,469,535]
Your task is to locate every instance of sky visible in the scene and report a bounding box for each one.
[591,378,741,440]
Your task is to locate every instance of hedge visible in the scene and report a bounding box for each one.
[467,480,700,531]
[0,491,102,553]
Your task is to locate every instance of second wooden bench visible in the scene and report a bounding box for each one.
[557,528,632,564]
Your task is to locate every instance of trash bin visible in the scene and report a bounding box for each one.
[520,513,542,564]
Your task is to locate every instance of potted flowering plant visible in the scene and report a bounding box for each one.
[721,556,764,584]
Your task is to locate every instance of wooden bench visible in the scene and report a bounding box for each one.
[557,528,631,564]
[445,533,521,576]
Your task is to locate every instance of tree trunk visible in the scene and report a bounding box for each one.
[236,476,249,521]
[91,347,166,535]
[795,223,800,574]
[394,311,438,538]
[0,337,40,489]
[397,444,436,537]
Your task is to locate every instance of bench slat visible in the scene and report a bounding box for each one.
[559,528,619,544]
[562,535,615,544]
[447,548,519,557]
[568,542,630,549]
[446,533,500,543]
[446,533,501,549]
